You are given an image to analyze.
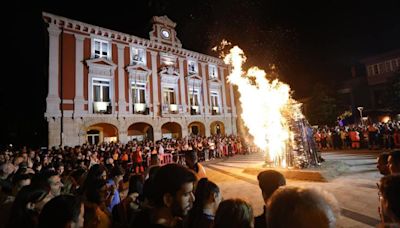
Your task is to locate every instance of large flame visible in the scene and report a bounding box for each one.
[224,46,303,167]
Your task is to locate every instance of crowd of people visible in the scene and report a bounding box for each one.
[0,132,399,227]
[313,120,400,150]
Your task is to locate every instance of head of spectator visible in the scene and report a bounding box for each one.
[214,198,254,228]
[12,173,31,195]
[86,179,109,205]
[33,170,63,197]
[54,162,65,176]
[187,178,222,227]
[257,170,286,204]
[110,165,125,185]
[38,195,84,228]
[185,150,198,170]
[7,184,51,228]
[0,162,15,180]
[388,150,400,174]
[377,152,390,175]
[151,164,197,226]
[378,174,400,224]
[267,186,340,228]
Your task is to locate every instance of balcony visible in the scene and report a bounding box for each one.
[162,104,183,114]
[133,103,149,115]
[212,107,221,115]
[190,106,201,115]
[93,101,112,114]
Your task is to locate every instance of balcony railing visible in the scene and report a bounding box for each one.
[190,106,201,115]
[211,106,221,115]
[133,103,149,115]
[162,104,183,114]
[93,101,112,114]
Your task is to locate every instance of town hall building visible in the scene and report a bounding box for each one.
[43,12,237,147]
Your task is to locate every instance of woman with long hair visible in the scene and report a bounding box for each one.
[7,184,51,228]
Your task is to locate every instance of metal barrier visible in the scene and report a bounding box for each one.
[147,153,174,166]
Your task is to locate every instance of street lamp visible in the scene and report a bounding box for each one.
[357,106,364,126]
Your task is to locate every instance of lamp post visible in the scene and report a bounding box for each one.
[357,106,364,126]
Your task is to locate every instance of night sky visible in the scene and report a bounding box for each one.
[3,0,400,148]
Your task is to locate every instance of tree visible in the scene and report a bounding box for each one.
[305,83,338,126]
[386,72,400,113]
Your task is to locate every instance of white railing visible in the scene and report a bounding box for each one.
[93,101,110,113]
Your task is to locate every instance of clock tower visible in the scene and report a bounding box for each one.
[149,15,182,48]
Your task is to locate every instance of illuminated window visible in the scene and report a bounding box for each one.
[188,60,198,74]
[92,79,112,114]
[209,64,218,79]
[131,47,146,65]
[93,39,110,59]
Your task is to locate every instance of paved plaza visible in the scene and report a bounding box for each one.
[203,150,383,228]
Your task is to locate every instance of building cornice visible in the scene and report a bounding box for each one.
[42,12,225,65]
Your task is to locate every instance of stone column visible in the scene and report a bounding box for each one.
[74,34,85,117]
[150,51,159,117]
[201,62,209,116]
[178,58,187,112]
[46,24,61,117]
[117,44,127,115]
[219,67,228,115]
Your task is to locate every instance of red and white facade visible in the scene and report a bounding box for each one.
[43,12,237,147]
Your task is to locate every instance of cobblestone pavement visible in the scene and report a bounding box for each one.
[202,150,384,228]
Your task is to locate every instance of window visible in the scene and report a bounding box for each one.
[132,83,146,103]
[373,64,379,75]
[131,47,146,65]
[378,63,385,74]
[211,91,219,107]
[209,65,218,79]
[93,79,110,102]
[93,39,110,59]
[189,89,200,106]
[385,61,391,72]
[188,60,198,74]
[92,79,111,113]
[163,87,176,104]
[367,65,373,76]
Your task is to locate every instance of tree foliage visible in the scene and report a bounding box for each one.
[305,83,338,126]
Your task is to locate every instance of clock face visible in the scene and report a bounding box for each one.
[161,29,170,39]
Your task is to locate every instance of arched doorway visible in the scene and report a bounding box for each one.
[86,123,118,144]
[161,122,182,139]
[188,122,206,136]
[128,122,154,141]
[210,121,225,136]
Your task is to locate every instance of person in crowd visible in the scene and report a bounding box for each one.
[266,186,340,228]
[106,165,125,212]
[185,150,206,179]
[38,195,84,228]
[112,174,144,228]
[33,170,63,198]
[78,164,108,196]
[6,184,51,228]
[213,198,254,228]
[84,179,111,228]
[377,152,390,176]
[377,174,400,225]
[133,163,196,227]
[388,150,400,174]
[255,170,286,228]
[186,178,222,228]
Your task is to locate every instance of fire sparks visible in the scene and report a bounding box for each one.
[223,46,304,167]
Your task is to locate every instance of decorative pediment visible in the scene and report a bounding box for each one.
[159,65,180,84]
[152,16,177,28]
[208,80,222,90]
[187,74,202,87]
[126,65,151,83]
[86,58,117,77]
